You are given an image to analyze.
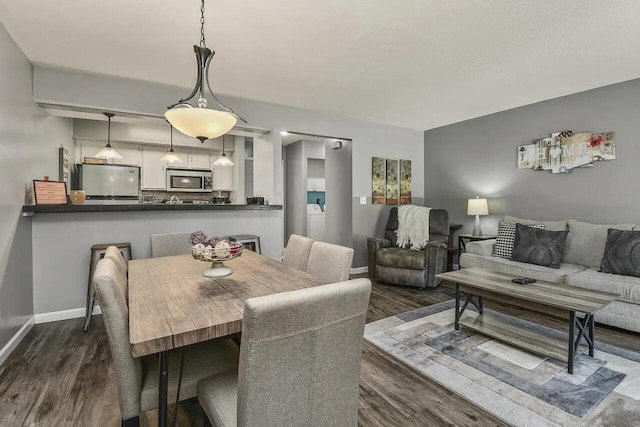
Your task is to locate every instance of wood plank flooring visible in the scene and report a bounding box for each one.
[1,277,639,426]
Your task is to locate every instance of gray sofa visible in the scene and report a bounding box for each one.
[460,216,640,333]
[367,207,449,288]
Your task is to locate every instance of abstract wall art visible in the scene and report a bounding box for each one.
[386,159,399,205]
[371,157,412,205]
[372,157,386,204]
[518,130,615,174]
[400,159,412,204]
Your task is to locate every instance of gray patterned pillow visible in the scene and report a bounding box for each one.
[600,229,640,277]
[492,220,545,259]
[511,223,568,269]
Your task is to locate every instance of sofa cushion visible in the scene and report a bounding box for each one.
[565,268,640,304]
[376,247,426,270]
[459,253,583,284]
[563,220,635,268]
[511,224,568,269]
[600,229,640,278]
[492,220,544,259]
[505,216,568,232]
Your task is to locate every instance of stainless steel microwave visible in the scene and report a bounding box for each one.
[166,168,213,192]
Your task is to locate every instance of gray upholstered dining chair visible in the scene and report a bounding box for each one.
[105,245,128,275]
[93,257,240,427]
[198,278,372,427]
[282,234,314,271]
[305,241,354,282]
[150,232,192,258]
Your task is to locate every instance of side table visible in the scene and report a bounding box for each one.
[447,223,463,271]
[457,234,496,269]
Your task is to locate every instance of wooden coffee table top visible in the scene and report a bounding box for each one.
[437,267,619,314]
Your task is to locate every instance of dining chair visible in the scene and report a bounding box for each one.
[150,232,192,258]
[93,257,240,427]
[305,241,354,282]
[105,245,128,275]
[282,234,314,271]
[198,278,372,427]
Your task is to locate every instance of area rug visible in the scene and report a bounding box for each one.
[364,300,640,426]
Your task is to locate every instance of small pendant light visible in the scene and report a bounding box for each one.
[160,123,183,163]
[95,112,123,159]
[213,135,233,166]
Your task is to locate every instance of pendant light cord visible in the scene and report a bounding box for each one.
[200,0,206,48]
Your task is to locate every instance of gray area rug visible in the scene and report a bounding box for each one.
[364,300,640,426]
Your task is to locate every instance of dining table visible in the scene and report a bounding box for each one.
[128,249,329,427]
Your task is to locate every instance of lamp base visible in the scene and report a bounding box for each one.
[472,215,483,237]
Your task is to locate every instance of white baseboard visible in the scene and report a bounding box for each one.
[0,316,35,366]
[351,266,368,275]
[34,305,101,324]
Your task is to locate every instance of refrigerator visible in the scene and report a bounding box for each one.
[77,164,140,198]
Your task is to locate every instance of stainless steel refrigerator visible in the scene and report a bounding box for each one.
[77,164,140,198]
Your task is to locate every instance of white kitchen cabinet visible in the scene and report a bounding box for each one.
[188,151,211,169]
[78,140,141,166]
[141,146,169,189]
[213,165,232,190]
[307,158,325,191]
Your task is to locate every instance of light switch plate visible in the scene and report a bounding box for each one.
[360,196,367,205]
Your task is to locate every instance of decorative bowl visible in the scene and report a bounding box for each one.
[192,240,243,277]
[69,190,86,205]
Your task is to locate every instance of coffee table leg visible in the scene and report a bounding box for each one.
[455,283,460,330]
[568,311,576,374]
[588,314,595,357]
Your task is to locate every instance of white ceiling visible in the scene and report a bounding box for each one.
[1,1,640,131]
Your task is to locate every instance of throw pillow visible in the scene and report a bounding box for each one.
[492,220,545,259]
[511,223,568,269]
[600,229,640,278]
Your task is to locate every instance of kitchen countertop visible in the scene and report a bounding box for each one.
[22,203,282,215]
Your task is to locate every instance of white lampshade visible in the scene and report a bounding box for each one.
[165,108,237,141]
[467,197,489,216]
[160,149,183,163]
[95,144,122,160]
[213,152,233,166]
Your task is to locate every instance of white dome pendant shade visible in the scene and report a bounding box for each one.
[95,112,123,160]
[165,108,237,142]
[165,0,245,143]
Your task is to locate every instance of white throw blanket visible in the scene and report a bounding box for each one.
[396,205,431,250]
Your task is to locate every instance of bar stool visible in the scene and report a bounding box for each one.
[228,234,261,254]
[84,242,132,331]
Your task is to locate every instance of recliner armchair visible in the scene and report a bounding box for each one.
[367,207,449,288]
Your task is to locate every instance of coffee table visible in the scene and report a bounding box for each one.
[436,267,619,374]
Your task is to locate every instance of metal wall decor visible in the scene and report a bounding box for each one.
[518,130,615,173]
[371,157,412,205]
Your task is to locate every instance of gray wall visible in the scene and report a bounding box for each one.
[285,141,306,239]
[33,66,426,268]
[325,140,353,248]
[424,78,640,241]
[0,23,72,349]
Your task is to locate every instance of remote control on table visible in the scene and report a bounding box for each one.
[512,277,536,285]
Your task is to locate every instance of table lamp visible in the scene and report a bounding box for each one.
[467,196,489,236]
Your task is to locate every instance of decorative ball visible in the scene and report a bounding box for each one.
[214,240,231,258]
[189,231,208,245]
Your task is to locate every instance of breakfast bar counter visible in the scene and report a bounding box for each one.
[22,203,282,215]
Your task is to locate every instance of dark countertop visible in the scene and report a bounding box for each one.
[22,203,282,215]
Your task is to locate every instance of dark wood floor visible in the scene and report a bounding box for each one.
[2,277,640,426]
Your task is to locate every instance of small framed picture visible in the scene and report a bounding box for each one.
[33,180,68,205]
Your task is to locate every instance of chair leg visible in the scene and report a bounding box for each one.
[122,416,140,427]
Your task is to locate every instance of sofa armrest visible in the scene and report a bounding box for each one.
[424,241,447,287]
[367,238,391,279]
[465,239,496,257]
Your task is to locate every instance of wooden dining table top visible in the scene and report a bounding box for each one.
[128,250,329,358]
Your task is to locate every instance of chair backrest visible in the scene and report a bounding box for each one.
[93,257,142,421]
[384,207,449,245]
[282,234,314,271]
[237,278,371,427]
[150,232,192,258]
[105,245,128,275]
[305,241,354,282]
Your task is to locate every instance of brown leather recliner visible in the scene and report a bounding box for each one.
[367,207,449,288]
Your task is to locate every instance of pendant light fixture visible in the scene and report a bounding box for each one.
[213,136,233,166]
[95,112,122,159]
[160,123,183,163]
[165,0,246,143]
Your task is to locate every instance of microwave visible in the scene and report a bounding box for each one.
[166,168,213,192]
